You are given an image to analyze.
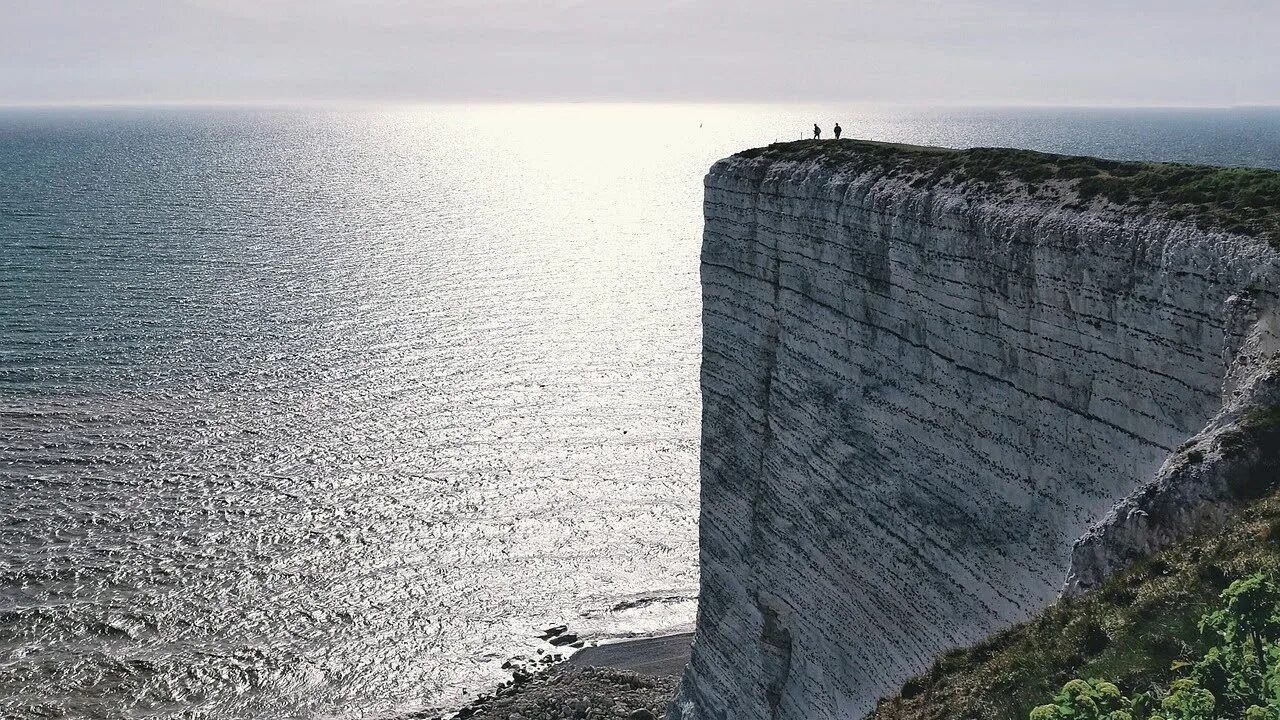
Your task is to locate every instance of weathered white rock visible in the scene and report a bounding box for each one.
[671,146,1280,720]
[1065,354,1280,595]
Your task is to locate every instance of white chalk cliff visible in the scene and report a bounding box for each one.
[671,142,1280,720]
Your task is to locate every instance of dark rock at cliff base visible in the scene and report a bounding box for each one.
[548,633,578,647]
[540,625,569,639]
[437,666,676,720]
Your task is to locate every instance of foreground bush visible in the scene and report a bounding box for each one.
[870,493,1280,720]
[1031,574,1280,720]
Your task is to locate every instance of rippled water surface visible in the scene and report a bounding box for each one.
[3,105,1279,719]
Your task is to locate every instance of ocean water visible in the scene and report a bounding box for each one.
[3,104,1279,720]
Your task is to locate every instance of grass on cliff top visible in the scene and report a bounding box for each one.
[738,140,1280,244]
[866,490,1280,720]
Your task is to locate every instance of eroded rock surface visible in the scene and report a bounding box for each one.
[672,143,1280,720]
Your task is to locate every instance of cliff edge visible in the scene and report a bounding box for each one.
[673,140,1280,720]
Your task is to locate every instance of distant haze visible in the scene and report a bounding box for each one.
[2,0,1277,106]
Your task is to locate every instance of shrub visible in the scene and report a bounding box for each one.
[1156,678,1216,719]
[1029,573,1280,720]
[1030,678,1133,720]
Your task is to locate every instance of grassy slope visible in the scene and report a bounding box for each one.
[737,140,1280,244]
[867,492,1280,720]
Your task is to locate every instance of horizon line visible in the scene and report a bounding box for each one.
[1,99,1278,112]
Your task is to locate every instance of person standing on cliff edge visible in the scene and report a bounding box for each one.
[813,124,821,140]
[834,123,842,139]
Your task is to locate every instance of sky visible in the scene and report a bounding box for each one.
[2,0,1276,107]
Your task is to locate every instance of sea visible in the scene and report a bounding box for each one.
[3,104,1279,719]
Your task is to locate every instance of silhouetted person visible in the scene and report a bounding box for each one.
[813,124,821,140]
[834,123,842,140]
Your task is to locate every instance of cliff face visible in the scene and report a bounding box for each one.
[673,142,1280,720]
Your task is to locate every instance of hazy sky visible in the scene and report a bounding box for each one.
[2,0,1276,106]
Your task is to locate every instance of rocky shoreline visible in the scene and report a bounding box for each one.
[431,665,677,720]
[424,632,691,720]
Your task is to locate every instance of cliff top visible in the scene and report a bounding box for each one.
[735,139,1280,244]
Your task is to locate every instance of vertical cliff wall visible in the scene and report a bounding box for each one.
[673,142,1280,720]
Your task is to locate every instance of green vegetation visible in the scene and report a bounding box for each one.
[1027,573,1280,720]
[739,140,1280,244]
[1028,678,1135,720]
[869,492,1280,720]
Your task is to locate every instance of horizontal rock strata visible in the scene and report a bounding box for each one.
[672,142,1280,720]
